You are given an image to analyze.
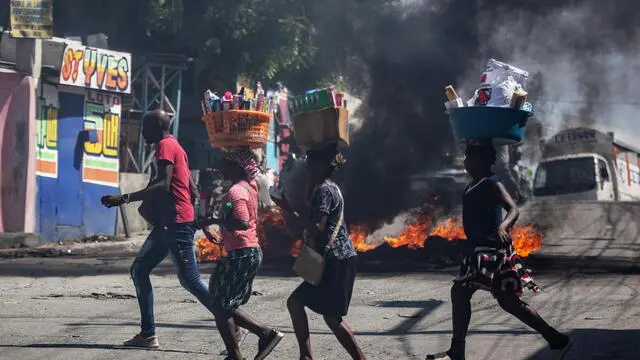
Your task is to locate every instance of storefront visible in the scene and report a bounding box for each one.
[36,42,131,242]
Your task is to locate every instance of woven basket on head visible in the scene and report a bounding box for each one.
[202,110,272,149]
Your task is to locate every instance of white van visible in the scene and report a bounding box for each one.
[533,127,640,202]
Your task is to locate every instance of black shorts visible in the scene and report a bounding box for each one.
[291,255,357,317]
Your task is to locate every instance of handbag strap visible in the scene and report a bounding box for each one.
[325,183,344,251]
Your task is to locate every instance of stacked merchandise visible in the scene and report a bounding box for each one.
[288,87,350,150]
[445,59,533,145]
[201,81,273,149]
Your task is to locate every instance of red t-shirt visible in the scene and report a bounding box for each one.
[155,135,194,223]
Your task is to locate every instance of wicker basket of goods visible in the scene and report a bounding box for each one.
[290,88,350,150]
[202,110,272,148]
[200,81,274,149]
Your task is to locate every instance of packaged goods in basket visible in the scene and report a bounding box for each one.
[288,87,346,117]
[469,59,529,108]
[444,85,464,109]
[289,87,349,150]
[293,107,349,151]
[444,59,533,144]
[200,81,274,149]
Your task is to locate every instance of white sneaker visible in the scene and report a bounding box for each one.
[123,333,159,348]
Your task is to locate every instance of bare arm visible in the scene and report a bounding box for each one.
[128,160,173,202]
[493,181,520,231]
[189,176,199,204]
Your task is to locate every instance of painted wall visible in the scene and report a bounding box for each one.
[0,72,36,233]
[35,85,120,242]
[35,83,59,241]
[81,90,121,237]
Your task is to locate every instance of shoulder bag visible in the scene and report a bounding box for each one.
[293,184,343,286]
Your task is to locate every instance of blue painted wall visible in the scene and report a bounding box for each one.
[36,174,57,242]
[82,181,118,236]
[36,89,118,243]
[55,92,85,241]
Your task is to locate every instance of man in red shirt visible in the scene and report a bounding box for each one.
[101,110,213,348]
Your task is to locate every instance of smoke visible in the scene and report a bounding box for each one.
[338,0,481,224]
[458,0,640,162]
[334,0,640,225]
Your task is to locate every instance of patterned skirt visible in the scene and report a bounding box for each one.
[454,244,539,297]
[209,246,262,311]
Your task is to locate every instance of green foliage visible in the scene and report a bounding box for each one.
[50,0,392,92]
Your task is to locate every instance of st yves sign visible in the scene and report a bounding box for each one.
[59,44,132,94]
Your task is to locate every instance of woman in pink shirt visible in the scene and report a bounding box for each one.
[203,149,283,360]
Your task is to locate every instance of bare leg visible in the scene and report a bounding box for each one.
[232,307,271,339]
[495,291,568,348]
[287,295,313,360]
[213,306,243,360]
[323,315,366,360]
[449,283,476,359]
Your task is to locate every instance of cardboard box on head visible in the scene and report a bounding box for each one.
[293,107,350,151]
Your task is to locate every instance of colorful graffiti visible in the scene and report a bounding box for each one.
[59,44,132,94]
[36,97,58,178]
[82,90,121,187]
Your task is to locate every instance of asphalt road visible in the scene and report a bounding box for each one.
[0,255,638,360]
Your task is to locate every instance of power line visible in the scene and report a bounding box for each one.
[534,98,640,106]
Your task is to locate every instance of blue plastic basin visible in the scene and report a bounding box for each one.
[447,106,531,145]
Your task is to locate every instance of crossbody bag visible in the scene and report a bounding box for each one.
[293,183,344,286]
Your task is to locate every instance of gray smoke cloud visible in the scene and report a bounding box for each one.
[334,0,640,226]
[457,0,640,164]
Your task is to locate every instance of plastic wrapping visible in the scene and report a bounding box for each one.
[469,59,529,108]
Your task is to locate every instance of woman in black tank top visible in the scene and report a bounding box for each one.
[426,143,571,360]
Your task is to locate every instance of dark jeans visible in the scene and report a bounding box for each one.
[130,222,211,336]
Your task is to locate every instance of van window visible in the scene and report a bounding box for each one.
[534,157,596,196]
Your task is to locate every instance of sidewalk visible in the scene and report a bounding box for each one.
[0,233,149,259]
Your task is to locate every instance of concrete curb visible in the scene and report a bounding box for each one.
[0,233,40,249]
[0,235,147,259]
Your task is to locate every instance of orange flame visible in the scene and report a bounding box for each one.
[197,208,302,262]
[429,217,466,240]
[510,225,544,257]
[194,236,227,262]
[383,214,430,249]
[349,215,543,257]
[350,224,379,252]
[196,209,543,262]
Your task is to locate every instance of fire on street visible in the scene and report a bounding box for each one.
[195,209,544,262]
